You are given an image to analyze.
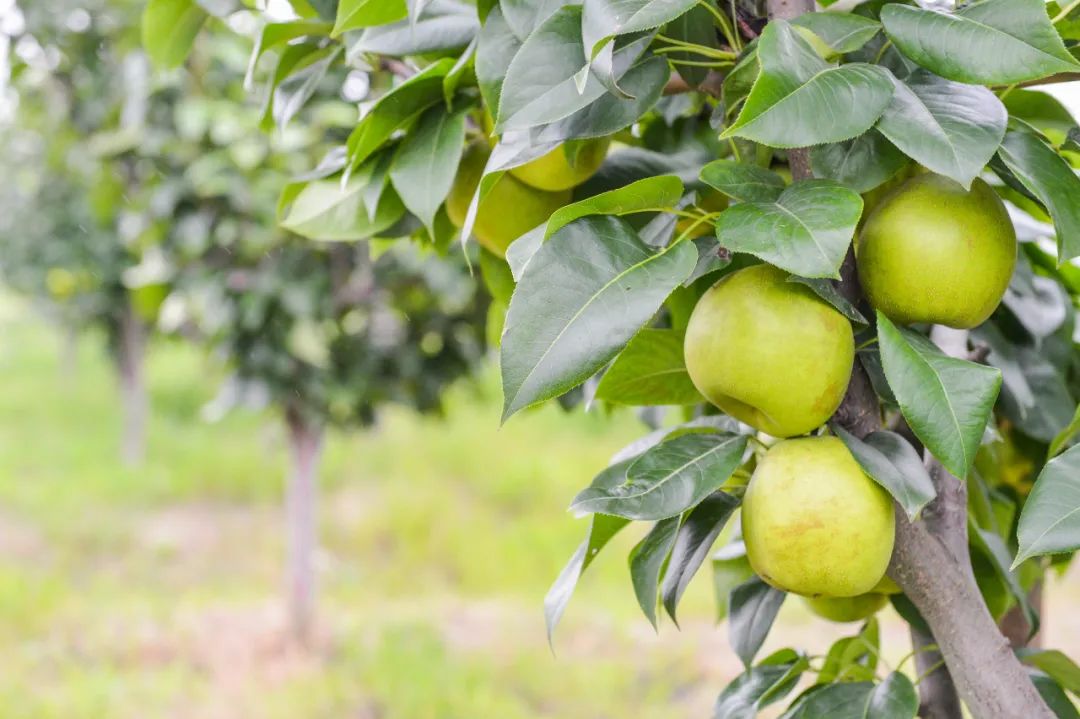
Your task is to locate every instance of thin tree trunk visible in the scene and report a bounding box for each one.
[284,406,324,648]
[116,299,147,466]
[910,626,963,719]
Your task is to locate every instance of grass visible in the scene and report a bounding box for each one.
[1,296,1077,718]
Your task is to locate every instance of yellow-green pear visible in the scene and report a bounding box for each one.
[804,593,888,622]
[509,137,611,191]
[856,174,1016,329]
[446,142,570,257]
[683,264,854,438]
[742,437,895,597]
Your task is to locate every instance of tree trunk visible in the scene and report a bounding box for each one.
[116,299,147,466]
[284,406,324,648]
[910,626,963,719]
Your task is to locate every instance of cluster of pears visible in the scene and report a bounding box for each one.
[684,170,1017,620]
[445,112,610,257]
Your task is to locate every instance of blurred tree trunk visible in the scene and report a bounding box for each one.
[284,405,324,647]
[116,299,147,466]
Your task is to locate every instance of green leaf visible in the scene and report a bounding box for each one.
[879,0,1080,85]
[996,129,1080,263]
[497,6,650,131]
[501,216,696,418]
[866,672,918,719]
[791,13,881,54]
[784,682,875,718]
[629,516,680,628]
[834,426,936,520]
[786,276,867,325]
[546,175,683,238]
[571,433,747,520]
[544,512,630,644]
[595,328,704,406]
[729,576,786,667]
[876,313,1002,478]
[723,21,894,148]
[700,160,786,203]
[280,179,406,241]
[500,0,574,40]
[661,492,742,623]
[1031,671,1080,719]
[479,247,516,305]
[1049,404,1080,458]
[810,131,908,194]
[244,20,332,88]
[270,46,341,132]
[1019,649,1080,696]
[475,6,521,121]
[388,106,467,237]
[714,650,806,719]
[816,619,880,685]
[971,525,1039,635]
[664,2,721,87]
[581,0,698,57]
[346,59,453,170]
[142,0,208,70]
[347,0,478,56]
[1014,443,1080,565]
[333,0,406,36]
[876,69,1007,189]
[1004,90,1079,145]
[715,179,862,279]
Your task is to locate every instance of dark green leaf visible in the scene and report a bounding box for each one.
[1004,90,1079,145]
[834,426,936,520]
[997,129,1080,263]
[729,576,786,667]
[665,2,721,87]
[546,175,683,237]
[712,541,754,622]
[142,0,207,69]
[877,313,1002,478]
[1031,670,1080,719]
[700,160,786,203]
[1015,443,1080,565]
[500,0,574,40]
[879,0,1080,85]
[876,69,1007,188]
[715,179,862,279]
[581,0,698,57]
[595,328,704,406]
[501,216,697,419]
[817,618,880,685]
[475,7,522,122]
[662,492,742,623]
[389,106,467,237]
[810,131,908,194]
[784,682,875,718]
[571,433,747,520]
[786,276,867,325]
[866,673,918,719]
[714,650,806,719]
[629,516,681,628]
[723,21,894,147]
[970,524,1039,636]
[544,513,630,643]
[1019,649,1080,696]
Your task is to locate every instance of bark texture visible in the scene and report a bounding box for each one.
[285,407,324,647]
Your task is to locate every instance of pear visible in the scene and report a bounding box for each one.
[446,142,570,257]
[683,264,854,438]
[742,437,895,597]
[857,174,1016,329]
[509,138,610,191]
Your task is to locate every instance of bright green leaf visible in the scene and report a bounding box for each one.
[333,0,406,36]
[699,160,786,203]
[546,175,683,238]
[595,328,704,406]
[280,178,406,241]
[389,106,467,237]
[142,0,208,70]
[1014,443,1080,565]
[791,13,881,54]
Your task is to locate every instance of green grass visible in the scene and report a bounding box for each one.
[2,296,1078,718]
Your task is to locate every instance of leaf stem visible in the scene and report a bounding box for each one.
[1053,0,1080,23]
[696,1,741,51]
[998,83,1018,101]
[873,39,893,64]
[665,58,735,69]
[854,337,879,351]
[895,642,940,672]
[915,658,948,686]
[654,37,737,60]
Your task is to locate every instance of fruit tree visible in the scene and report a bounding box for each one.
[146,0,1080,715]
